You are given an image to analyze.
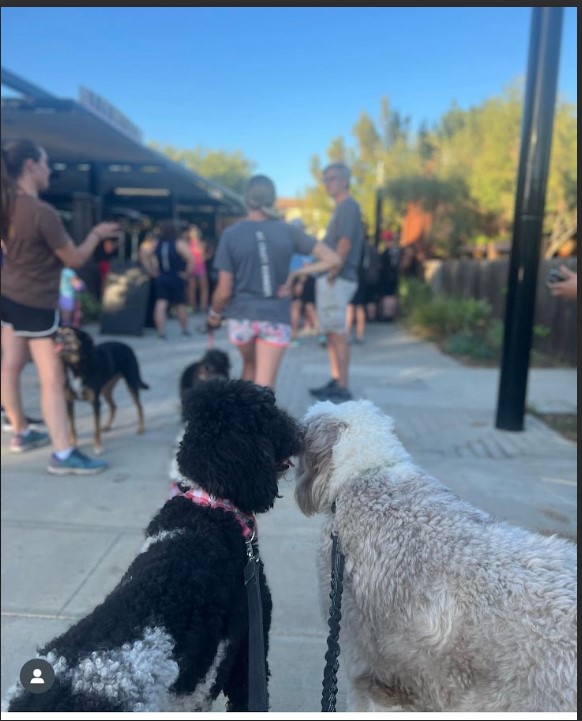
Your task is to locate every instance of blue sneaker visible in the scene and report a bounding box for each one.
[47,448,108,476]
[9,429,50,453]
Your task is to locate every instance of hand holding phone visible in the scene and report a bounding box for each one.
[547,268,566,284]
[547,264,577,300]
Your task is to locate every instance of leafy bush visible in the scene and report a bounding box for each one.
[409,296,492,339]
[398,278,433,315]
[400,283,504,361]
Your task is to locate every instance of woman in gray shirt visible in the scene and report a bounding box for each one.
[206,175,339,390]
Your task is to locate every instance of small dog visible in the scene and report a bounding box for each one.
[295,400,577,713]
[3,379,304,712]
[54,326,149,454]
[179,349,230,421]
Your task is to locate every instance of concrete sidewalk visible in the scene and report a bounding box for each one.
[1,319,577,711]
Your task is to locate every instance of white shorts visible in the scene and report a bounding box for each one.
[315,276,358,334]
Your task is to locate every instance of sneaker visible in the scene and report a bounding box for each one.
[9,429,51,453]
[47,448,108,476]
[326,387,353,404]
[290,339,301,348]
[3,415,45,433]
[318,334,328,348]
[309,378,339,399]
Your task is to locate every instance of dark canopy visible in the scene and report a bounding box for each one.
[1,67,246,219]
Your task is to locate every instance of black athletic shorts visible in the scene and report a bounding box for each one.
[0,295,59,337]
[301,276,316,304]
[155,275,186,305]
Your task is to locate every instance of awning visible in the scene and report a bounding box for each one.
[1,68,246,217]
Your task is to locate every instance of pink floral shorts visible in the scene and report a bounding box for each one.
[227,319,291,347]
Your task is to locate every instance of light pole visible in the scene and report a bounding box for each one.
[495,6,564,431]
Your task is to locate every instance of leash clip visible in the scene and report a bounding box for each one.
[245,531,257,562]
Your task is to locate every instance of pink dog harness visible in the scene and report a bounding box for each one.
[178,485,257,541]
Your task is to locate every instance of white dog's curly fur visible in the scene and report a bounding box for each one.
[295,400,577,713]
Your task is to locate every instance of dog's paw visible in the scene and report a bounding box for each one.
[136,426,145,435]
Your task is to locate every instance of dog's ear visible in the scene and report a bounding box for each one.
[205,350,231,377]
[177,379,303,514]
[295,411,346,517]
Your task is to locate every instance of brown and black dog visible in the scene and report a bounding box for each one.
[54,327,149,453]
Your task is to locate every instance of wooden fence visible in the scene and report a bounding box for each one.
[424,258,577,365]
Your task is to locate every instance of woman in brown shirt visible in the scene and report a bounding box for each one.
[1,139,119,474]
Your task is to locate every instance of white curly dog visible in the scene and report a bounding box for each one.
[295,399,577,713]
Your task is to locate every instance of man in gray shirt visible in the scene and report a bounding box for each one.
[310,162,364,403]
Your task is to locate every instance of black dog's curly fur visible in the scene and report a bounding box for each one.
[4,379,304,713]
[179,349,231,421]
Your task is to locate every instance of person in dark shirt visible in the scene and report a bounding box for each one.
[147,220,193,339]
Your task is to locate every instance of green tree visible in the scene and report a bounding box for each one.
[148,142,256,195]
[389,81,577,257]
[543,99,577,257]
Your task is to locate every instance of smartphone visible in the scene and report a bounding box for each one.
[547,268,566,284]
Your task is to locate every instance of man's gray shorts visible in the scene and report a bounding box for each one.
[316,276,357,334]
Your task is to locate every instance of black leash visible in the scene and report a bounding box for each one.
[244,535,269,712]
[321,502,345,712]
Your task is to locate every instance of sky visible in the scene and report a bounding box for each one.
[1,6,577,198]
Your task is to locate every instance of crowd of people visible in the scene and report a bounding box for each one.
[1,137,576,476]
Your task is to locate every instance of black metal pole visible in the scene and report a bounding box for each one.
[495,7,563,431]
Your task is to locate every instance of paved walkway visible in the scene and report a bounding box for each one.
[1,319,577,711]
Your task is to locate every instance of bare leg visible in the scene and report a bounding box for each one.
[381,295,397,320]
[345,303,355,335]
[291,299,301,340]
[1,326,29,434]
[236,341,256,381]
[175,304,189,333]
[254,342,287,390]
[304,303,318,334]
[28,337,71,452]
[64,386,77,446]
[326,332,350,388]
[154,299,169,337]
[356,306,366,340]
[187,276,196,311]
[366,301,377,322]
[198,274,209,312]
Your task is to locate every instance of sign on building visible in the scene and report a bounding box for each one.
[78,86,143,144]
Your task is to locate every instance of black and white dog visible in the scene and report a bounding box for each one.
[3,379,304,712]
